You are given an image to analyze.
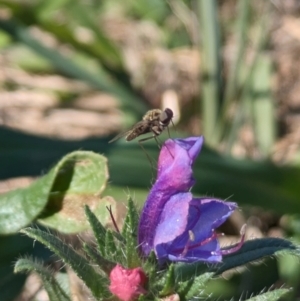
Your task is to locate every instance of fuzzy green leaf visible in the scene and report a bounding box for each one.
[122,197,139,237]
[38,151,109,233]
[122,198,140,268]
[14,258,71,301]
[21,227,110,300]
[143,251,158,282]
[160,264,175,296]
[184,273,213,300]
[104,230,120,262]
[174,261,207,283]
[177,272,213,300]
[215,238,298,275]
[173,238,298,282]
[84,205,107,256]
[245,288,292,301]
[0,151,109,234]
[83,243,115,274]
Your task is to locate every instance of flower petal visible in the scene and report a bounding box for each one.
[138,137,204,256]
[188,198,237,243]
[138,136,239,264]
[153,194,237,263]
[157,136,204,182]
[167,240,221,262]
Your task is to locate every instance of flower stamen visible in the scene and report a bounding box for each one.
[220,224,246,256]
[179,230,195,258]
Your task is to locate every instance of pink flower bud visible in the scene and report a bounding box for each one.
[109,264,147,301]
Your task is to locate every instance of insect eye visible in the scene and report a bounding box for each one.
[165,108,173,118]
[159,111,168,123]
[160,108,173,123]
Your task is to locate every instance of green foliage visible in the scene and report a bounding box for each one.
[83,243,115,274]
[0,0,147,117]
[15,199,142,300]
[159,264,176,296]
[214,238,298,275]
[104,230,119,261]
[14,258,71,301]
[246,289,292,301]
[0,151,109,234]
[14,197,300,301]
[197,1,275,153]
[174,237,299,280]
[122,197,141,268]
[20,227,110,299]
[84,205,107,256]
[1,0,300,299]
[182,272,213,300]
[0,233,51,301]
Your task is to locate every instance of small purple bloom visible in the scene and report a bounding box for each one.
[138,136,241,264]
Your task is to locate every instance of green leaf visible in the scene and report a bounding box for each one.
[174,261,207,284]
[143,251,158,281]
[245,288,292,301]
[122,198,140,268]
[105,230,120,262]
[180,272,213,300]
[84,205,107,256]
[215,238,298,275]
[122,197,139,237]
[252,54,275,156]
[197,0,221,146]
[0,150,111,234]
[173,238,298,285]
[21,227,110,300]
[216,0,250,144]
[0,170,55,234]
[83,243,115,274]
[160,264,175,296]
[39,151,110,232]
[14,257,71,301]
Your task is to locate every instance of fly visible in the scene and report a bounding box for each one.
[109,108,174,166]
[109,108,174,145]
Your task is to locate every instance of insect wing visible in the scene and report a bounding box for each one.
[109,120,151,143]
[126,120,151,141]
[109,129,132,143]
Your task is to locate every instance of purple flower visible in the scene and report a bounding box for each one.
[138,137,243,264]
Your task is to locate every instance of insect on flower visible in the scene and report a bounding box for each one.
[138,136,245,264]
[109,108,174,164]
[109,108,174,145]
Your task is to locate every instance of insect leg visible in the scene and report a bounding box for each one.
[167,126,171,139]
[138,135,158,175]
[152,134,174,159]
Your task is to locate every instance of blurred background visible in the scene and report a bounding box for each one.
[1,0,300,300]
